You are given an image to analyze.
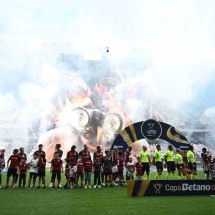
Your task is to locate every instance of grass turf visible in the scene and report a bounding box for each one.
[0,170,215,215]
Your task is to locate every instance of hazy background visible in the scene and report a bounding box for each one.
[0,0,215,154]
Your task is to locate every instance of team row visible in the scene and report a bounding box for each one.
[0,143,215,189]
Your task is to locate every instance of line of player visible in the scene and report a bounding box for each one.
[0,143,215,189]
[138,144,215,181]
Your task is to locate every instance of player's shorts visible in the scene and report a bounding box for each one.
[77,172,84,177]
[19,173,26,178]
[166,161,176,172]
[202,163,210,174]
[51,171,61,180]
[104,170,112,176]
[29,172,38,179]
[117,171,123,179]
[7,168,18,177]
[70,176,75,182]
[211,170,215,180]
[37,170,45,177]
[142,163,150,174]
[188,162,197,172]
[176,163,185,170]
[104,166,112,175]
[156,162,163,172]
[136,172,143,177]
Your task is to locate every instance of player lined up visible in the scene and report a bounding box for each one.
[0,144,132,189]
[1,143,215,189]
[137,144,196,180]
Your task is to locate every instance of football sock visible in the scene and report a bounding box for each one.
[147,175,149,180]
[173,173,175,180]
[166,173,170,180]
[155,174,158,180]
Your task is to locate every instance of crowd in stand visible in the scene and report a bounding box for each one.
[0,143,215,189]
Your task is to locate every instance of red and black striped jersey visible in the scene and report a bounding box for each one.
[117,156,124,172]
[35,150,46,158]
[84,159,92,171]
[8,155,19,168]
[38,158,46,171]
[17,152,27,161]
[77,161,84,173]
[135,162,143,176]
[19,164,29,175]
[67,151,78,164]
[0,158,5,170]
[54,149,63,158]
[79,150,89,163]
[51,158,63,172]
[124,151,131,163]
[93,151,103,162]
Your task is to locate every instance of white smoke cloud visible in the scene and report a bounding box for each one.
[0,0,215,152]
[202,108,215,127]
[0,93,18,114]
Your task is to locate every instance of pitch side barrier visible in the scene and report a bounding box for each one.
[127,180,215,197]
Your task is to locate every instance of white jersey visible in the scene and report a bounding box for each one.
[29,158,39,173]
[126,162,135,174]
[70,165,77,177]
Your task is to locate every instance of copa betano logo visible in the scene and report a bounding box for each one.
[127,180,215,197]
[153,183,162,193]
[141,119,162,140]
[157,183,215,193]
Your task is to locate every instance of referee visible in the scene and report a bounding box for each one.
[164,145,175,180]
[139,145,151,180]
[187,145,197,180]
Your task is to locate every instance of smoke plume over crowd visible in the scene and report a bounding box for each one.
[0,0,215,157]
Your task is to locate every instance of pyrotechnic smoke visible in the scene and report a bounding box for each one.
[0,0,215,156]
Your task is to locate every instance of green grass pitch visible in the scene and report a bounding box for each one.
[0,170,215,215]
